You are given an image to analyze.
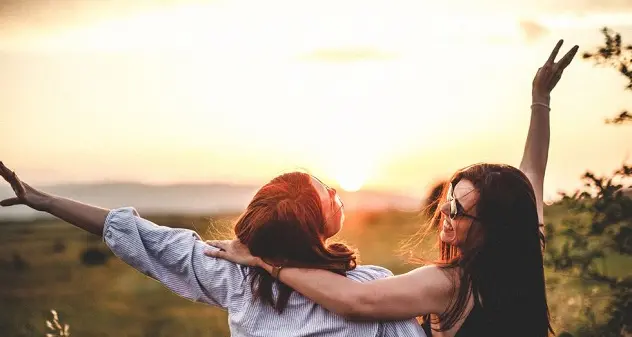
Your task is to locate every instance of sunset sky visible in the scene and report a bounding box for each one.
[1,0,631,200]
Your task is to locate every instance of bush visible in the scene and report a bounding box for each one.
[79,247,110,266]
[12,253,29,271]
[52,239,66,254]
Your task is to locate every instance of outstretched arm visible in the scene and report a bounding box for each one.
[205,239,453,320]
[0,162,245,309]
[103,208,245,308]
[519,40,578,225]
[0,161,108,235]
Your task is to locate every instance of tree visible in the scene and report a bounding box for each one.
[547,167,632,336]
[582,27,632,125]
[546,28,632,337]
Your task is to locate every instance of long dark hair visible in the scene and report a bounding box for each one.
[234,172,356,313]
[428,163,552,337]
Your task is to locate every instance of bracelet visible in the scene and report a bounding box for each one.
[271,264,284,279]
[531,102,550,110]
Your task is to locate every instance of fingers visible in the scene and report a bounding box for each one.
[534,67,542,78]
[7,172,25,197]
[0,161,11,180]
[0,197,21,207]
[203,248,225,258]
[11,171,26,196]
[205,240,230,250]
[546,44,578,90]
[556,45,579,70]
[0,161,14,180]
[536,40,578,93]
[546,39,564,65]
[204,240,226,258]
[204,240,234,259]
[0,162,26,198]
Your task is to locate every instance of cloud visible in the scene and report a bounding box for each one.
[298,47,398,63]
[519,20,550,43]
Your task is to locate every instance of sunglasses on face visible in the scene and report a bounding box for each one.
[447,182,479,221]
[313,176,344,212]
[327,186,344,213]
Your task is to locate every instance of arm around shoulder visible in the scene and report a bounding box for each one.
[274,264,453,321]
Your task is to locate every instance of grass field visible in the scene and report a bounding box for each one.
[0,206,629,337]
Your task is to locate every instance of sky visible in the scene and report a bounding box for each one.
[1,0,632,200]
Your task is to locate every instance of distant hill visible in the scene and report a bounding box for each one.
[0,182,422,220]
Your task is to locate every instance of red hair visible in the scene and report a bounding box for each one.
[234,172,356,312]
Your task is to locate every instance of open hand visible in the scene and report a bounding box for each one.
[0,162,50,211]
[204,239,263,267]
[532,39,579,104]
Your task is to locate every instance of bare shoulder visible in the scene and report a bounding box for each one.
[403,264,456,314]
[406,265,454,287]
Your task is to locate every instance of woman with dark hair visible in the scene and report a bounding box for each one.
[204,40,579,337]
[0,169,424,336]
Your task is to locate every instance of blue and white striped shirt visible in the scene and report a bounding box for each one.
[103,207,426,337]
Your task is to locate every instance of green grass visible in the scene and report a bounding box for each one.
[0,207,629,336]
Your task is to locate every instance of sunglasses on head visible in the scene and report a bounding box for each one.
[447,182,479,221]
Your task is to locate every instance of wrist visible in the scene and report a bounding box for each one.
[531,102,550,111]
[35,192,56,212]
[532,94,550,105]
[255,257,272,271]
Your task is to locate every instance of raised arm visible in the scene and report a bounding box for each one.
[205,239,453,320]
[520,102,550,225]
[520,40,578,224]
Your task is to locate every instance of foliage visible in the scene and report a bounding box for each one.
[582,27,632,125]
[546,27,632,337]
[547,166,632,336]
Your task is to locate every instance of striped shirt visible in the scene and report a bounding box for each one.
[103,207,426,337]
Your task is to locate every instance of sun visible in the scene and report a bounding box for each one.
[329,149,375,192]
[337,174,366,192]
[334,164,369,192]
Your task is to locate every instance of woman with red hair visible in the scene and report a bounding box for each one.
[0,165,424,337]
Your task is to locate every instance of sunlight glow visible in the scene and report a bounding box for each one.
[2,0,632,199]
[331,151,374,192]
[335,169,368,192]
